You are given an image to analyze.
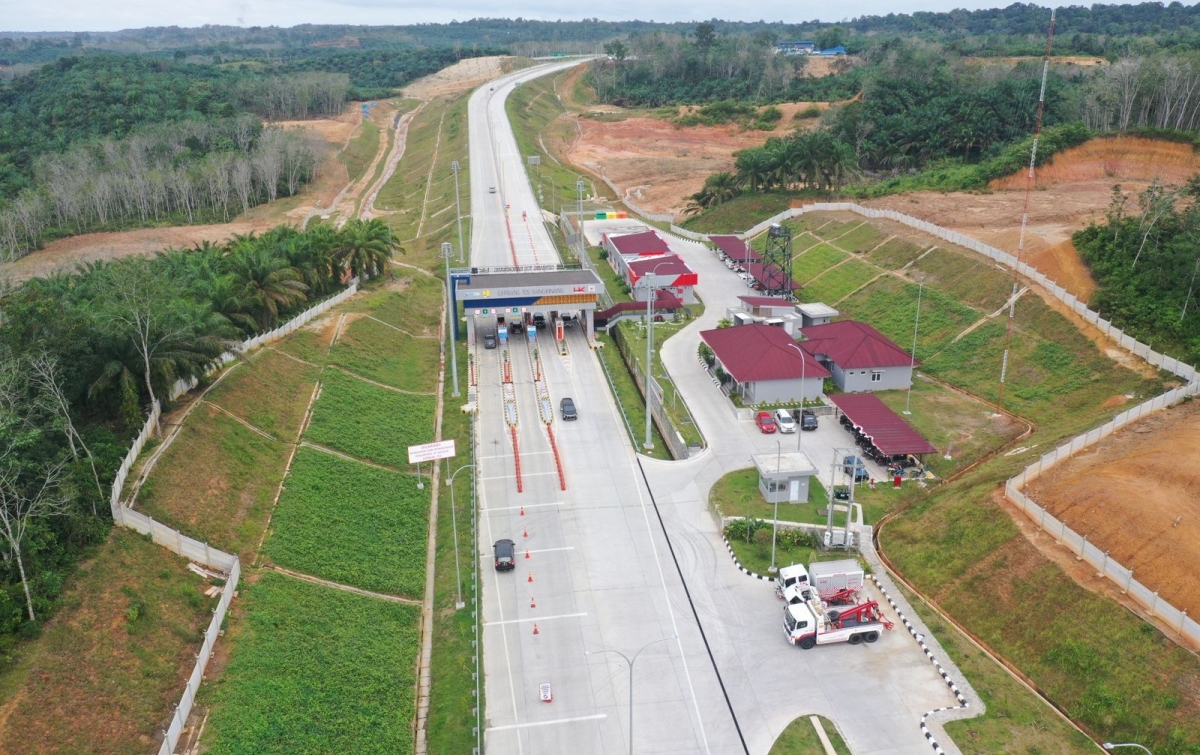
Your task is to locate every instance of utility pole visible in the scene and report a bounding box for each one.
[577,179,587,269]
[451,160,465,263]
[441,242,460,397]
[904,281,922,415]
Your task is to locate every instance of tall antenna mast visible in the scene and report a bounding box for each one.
[998,6,1056,406]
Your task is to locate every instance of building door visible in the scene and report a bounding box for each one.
[789,479,800,502]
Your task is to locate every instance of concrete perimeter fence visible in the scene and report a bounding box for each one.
[597,172,677,225]
[169,279,360,399]
[728,202,1200,647]
[106,278,363,753]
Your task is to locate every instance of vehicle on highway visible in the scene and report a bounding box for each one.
[755,411,777,434]
[784,597,891,649]
[510,321,524,334]
[560,397,577,421]
[842,455,869,482]
[533,314,547,329]
[801,409,818,431]
[489,186,496,193]
[775,409,796,433]
[493,539,516,571]
[483,332,497,349]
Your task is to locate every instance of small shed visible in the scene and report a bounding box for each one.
[753,451,818,504]
[796,302,838,328]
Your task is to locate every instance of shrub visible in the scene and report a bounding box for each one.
[795,104,822,120]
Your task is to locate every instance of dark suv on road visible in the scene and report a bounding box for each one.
[560,397,577,421]
[800,409,818,431]
[493,539,515,571]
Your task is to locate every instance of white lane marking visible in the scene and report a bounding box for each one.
[485,612,587,626]
[479,546,575,560]
[585,327,713,754]
[487,714,607,732]
[480,448,525,755]
[482,501,564,513]
[479,451,553,460]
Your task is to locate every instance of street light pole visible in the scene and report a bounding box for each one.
[1103,744,1154,754]
[642,261,673,451]
[441,242,460,397]
[585,635,677,755]
[769,439,781,574]
[904,281,923,415]
[786,343,807,454]
[577,179,586,268]
[445,463,476,610]
[451,160,465,263]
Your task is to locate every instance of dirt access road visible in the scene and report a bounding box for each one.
[0,56,510,283]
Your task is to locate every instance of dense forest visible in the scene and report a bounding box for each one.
[0,118,319,261]
[0,55,345,199]
[0,220,397,655]
[1075,182,1200,363]
[14,3,1200,62]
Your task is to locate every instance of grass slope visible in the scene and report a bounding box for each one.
[305,369,436,469]
[135,405,289,559]
[331,315,440,393]
[201,573,421,755]
[264,448,429,598]
[206,350,320,440]
[0,529,214,755]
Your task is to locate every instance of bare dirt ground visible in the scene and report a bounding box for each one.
[1023,399,1200,622]
[402,55,505,99]
[865,136,1200,303]
[568,103,826,218]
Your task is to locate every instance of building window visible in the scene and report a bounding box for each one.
[871,371,883,383]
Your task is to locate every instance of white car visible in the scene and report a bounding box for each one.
[775,409,797,433]
[489,186,496,194]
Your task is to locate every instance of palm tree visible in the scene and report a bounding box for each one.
[225,244,308,329]
[334,219,400,279]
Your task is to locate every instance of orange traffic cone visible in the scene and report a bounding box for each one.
[527,572,533,583]
[530,596,536,608]
[520,506,525,516]
[525,550,531,560]
[532,623,539,635]
[523,528,528,538]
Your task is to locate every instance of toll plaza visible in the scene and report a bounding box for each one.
[454,265,604,345]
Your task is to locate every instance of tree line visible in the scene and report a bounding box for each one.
[0,220,398,648]
[1081,52,1200,133]
[0,117,320,262]
[0,55,346,200]
[1075,181,1200,364]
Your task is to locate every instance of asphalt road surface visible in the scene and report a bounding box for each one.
[467,61,973,755]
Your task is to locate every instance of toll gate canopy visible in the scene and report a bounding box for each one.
[829,393,937,456]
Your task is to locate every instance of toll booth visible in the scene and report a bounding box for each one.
[455,267,604,345]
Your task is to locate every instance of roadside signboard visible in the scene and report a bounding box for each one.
[408,439,457,464]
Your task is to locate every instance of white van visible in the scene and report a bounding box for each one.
[775,409,796,433]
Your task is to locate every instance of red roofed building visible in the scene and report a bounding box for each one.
[627,254,698,303]
[701,324,829,404]
[798,320,917,392]
[603,230,670,258]
[710,235,760,263]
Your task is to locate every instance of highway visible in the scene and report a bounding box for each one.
[466,60,971,755]
[469,61,741,754]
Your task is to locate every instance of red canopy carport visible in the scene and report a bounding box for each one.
[829,393,937,456]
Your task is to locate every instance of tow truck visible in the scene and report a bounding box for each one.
[782,587,893,648]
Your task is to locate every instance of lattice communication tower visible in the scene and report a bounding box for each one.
[760,223,794,298]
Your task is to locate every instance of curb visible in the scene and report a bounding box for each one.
[721,536,775,582]
[869,575,969,754]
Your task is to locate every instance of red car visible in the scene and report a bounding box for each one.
[755,411,777,434]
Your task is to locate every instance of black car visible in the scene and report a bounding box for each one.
[800,409,818,431]
[483,332,497,349]
[560,397,577,421]
[493,539,516,571]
